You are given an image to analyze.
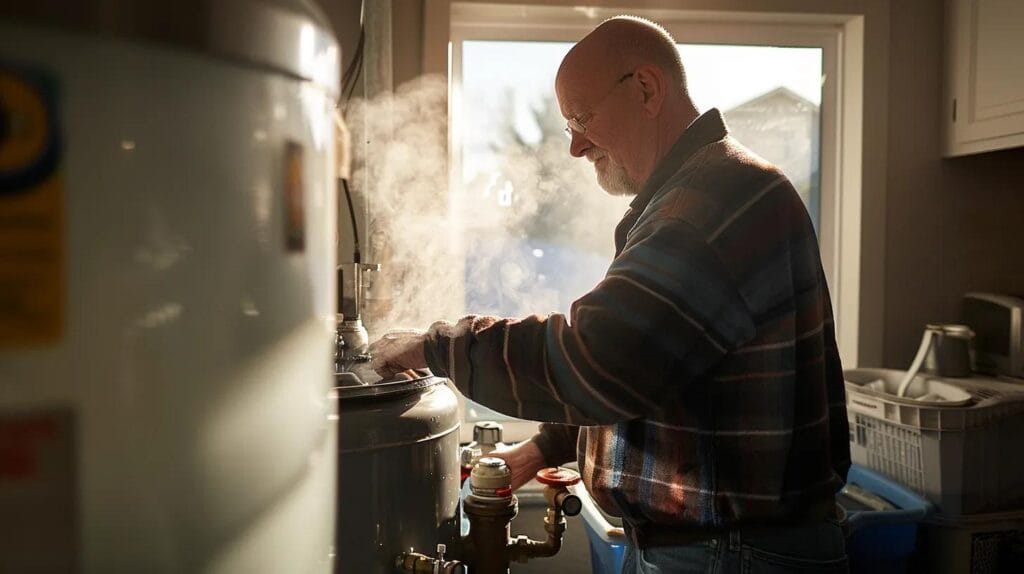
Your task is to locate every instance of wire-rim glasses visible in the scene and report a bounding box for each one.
[564,72,635,138]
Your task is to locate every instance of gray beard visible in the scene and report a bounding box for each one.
[596,162,640,196]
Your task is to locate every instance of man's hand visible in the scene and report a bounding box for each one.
[367,330,428,379]
[489,439,548,492]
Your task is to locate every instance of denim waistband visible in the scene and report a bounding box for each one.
[622,500,843,549]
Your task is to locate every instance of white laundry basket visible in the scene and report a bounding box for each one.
[845,369,1024,515]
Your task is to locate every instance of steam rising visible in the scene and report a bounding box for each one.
[345,75,630,339]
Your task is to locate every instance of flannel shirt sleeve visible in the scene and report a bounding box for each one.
[422,216,756,425]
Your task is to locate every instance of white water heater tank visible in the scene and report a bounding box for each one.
[0,1,339,572]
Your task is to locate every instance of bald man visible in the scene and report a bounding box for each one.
[370,16,850,574]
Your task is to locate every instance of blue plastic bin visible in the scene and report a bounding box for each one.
[843,464,933,573]
[572,484,627,574]
[581,520,626,574]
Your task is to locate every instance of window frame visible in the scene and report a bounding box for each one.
[445,4,861,438]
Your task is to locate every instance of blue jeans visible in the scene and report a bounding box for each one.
[621,519,849,574]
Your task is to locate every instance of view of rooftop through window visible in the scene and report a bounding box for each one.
[458,40,824,323]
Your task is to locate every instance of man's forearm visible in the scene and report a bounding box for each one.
[530,423,580,467]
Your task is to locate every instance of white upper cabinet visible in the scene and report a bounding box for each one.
[944,0,1024,156]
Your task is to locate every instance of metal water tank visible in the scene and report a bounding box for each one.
[0,1,339,572]
[336,375,461,572]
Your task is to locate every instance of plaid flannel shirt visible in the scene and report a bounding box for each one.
[423,109,850,530]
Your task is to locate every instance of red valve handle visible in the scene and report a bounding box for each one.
[535,467,581,487]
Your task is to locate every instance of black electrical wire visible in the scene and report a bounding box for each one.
[341,32,364,106]
[338,0,366,265]
[340,177,361,264]
[340,1,366,115]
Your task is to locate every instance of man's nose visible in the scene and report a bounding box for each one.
[568,130,590,158]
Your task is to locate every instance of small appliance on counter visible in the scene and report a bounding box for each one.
[962,292,1024,379]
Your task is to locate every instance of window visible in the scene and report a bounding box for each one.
[459,40,628,320]
[459,43,824,319]
[448,5,847,438]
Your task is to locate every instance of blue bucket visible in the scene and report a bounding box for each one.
[573,484,627,574]
[843,464,933,573]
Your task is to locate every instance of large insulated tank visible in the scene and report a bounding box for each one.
[0,1,340,572]
[336,374,462,572]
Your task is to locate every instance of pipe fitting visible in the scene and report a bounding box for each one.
[459,463,583,572]
[396,543,466,574]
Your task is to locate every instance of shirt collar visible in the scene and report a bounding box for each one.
[628,108,729,213]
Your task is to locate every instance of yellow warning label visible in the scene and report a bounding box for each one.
[0,69,63,346]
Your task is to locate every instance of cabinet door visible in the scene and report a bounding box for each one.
[945,0,1024,156]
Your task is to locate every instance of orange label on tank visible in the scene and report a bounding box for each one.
[0,68,64,346]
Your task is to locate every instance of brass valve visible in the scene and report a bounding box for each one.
[507,466,582,564]
[535,467,583,516]
[459,458,582,572]
[395,543,466,574]
[398,458,583,573]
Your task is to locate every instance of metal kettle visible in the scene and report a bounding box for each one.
[921,323,975,377]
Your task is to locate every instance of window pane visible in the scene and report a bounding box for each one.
[681,44,823,233]
[456,41,823,422]
[460,41,629,320]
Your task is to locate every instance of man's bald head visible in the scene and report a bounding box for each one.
[555,16,698,197]
[558,16,687,98]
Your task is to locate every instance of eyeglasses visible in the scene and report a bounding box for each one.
[564,72,635,138]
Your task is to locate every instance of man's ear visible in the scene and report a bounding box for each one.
[634,64,666,117]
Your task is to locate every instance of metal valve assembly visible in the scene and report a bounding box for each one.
[397,457,583,574]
